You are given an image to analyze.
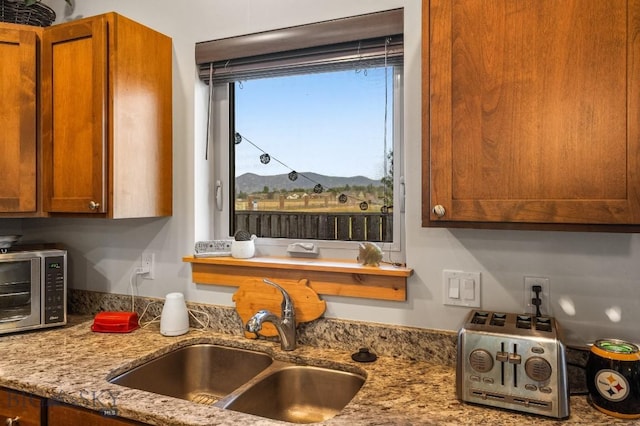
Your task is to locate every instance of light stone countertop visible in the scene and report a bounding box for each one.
[0,317,633,426]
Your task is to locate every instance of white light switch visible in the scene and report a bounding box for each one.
[448,278,460,299]
[443,270,481,308]
[462,279,475,300]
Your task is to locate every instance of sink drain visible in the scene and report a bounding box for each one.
[189,392,220,405]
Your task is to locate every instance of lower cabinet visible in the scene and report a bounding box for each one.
[48,404,145,426]
[0,387,146,426]
[0,388,45,426]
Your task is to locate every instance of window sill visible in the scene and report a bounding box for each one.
[182,255,412,301]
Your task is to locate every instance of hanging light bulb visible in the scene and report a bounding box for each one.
[338,194,348,203]
[288,171,298,181]
[260,153,271,164]
[359,201,369,211]
[313,184,323,194]
[234,132,243,144]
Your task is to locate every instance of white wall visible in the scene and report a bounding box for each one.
[5,0,638,348]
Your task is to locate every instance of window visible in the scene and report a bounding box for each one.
[231,65,400,242]
[197,9,404,253]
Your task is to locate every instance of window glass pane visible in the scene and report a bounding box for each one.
[232,67,395,242]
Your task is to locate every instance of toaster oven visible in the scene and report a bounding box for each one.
[0,248,67,334]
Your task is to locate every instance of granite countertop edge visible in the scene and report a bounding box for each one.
[0,317,626,426]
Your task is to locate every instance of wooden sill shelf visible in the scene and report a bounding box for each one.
[182,256,413,301]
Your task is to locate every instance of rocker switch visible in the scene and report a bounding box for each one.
[448,279,460,299]
[462,279,475,300]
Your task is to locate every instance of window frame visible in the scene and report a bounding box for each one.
[200,9,406,260]
[210,65,404,257]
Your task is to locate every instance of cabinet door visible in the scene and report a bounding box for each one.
[0,26,37,213]
[108,13,173,218]
[41,16,107,214]
[48,403,145,426]
[425,0,640,225]
[0,388,44,426]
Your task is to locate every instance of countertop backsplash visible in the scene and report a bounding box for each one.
[68,289,589,392]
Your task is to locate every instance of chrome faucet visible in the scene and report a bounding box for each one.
[246,278,297,351]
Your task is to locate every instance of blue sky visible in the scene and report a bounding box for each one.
[234,67,393,181]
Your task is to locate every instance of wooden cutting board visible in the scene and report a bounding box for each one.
[233,278,326,338]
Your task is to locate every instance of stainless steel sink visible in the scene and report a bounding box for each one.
[222,365,365,424]
[109,344,273,404]
[110,343,365,423]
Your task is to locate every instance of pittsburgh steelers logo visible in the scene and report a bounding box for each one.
[595,369,630,402]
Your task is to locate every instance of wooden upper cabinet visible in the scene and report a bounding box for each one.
[0,24,39,214]
[423,0,640,227]
[41,13,172,218]
[41,17,106,214]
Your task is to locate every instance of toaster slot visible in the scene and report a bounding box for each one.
[470,311,489,324]
[516,315,532,329]
[534,317,552,332]
[489,313,506,326]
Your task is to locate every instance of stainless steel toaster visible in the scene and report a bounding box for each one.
[456,310,570,419]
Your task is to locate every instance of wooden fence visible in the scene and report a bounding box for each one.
[235,211,393,242]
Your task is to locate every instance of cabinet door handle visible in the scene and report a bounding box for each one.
[5,416,20,426]
[432,204,446,217]
[88,201,100,210]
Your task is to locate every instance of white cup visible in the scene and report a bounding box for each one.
[160,292,189,336]
[231,240,255,259]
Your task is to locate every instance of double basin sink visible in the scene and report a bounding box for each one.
[109,344,366,424]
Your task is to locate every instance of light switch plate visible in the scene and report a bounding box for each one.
[443,270,481,308]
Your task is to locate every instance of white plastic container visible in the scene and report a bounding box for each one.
[160,292,189,336]
[231,240,255,259]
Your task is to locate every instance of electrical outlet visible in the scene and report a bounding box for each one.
[523,276,550,316]
[141,252,155,280]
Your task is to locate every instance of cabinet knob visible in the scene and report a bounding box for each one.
[432,204,446,217]
[88,201,100,210]
[5,417,20,426]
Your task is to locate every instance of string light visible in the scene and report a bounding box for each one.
[234,132,391,212]
[234,45,394,213]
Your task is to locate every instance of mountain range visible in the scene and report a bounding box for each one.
[236,172,382,194]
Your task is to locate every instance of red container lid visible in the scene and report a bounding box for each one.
[91,311,139,333]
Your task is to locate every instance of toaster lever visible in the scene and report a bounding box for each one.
[508,353,522,364]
